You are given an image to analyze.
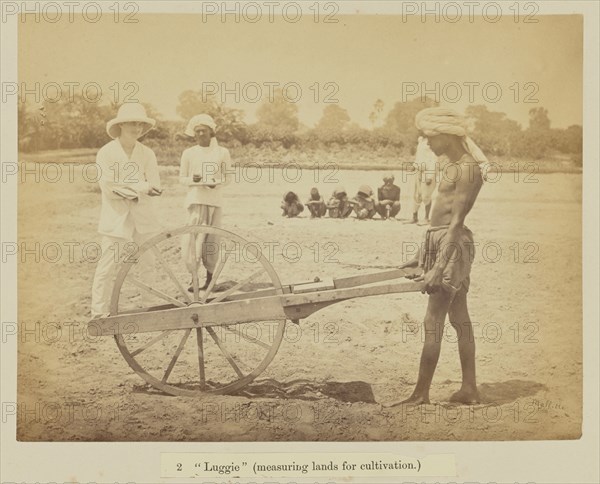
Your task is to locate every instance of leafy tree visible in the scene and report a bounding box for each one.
[368,99,385,128]
[18,102,43,151]
[316,105,350,132]
[19,94,113,150]
[509,107,552,159]
[382,97,437,153]
[176,90,220,121]
[547,125,582,156]
[528,107,551,131]
[561,124,582,154]
[384,97,438,134]
[175,90,246,142]
[255,88,299,132]
[141,102,171,141]
[465,105,521,156]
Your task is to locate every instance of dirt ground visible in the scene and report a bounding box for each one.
[16,161,582,441]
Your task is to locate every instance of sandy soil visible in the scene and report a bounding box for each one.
[16,162,582,441]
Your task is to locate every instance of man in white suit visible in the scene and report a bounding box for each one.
[90,103,162,318]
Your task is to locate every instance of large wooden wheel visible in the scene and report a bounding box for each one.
[109,225,286,396]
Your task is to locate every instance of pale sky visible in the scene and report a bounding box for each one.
[19,14,583,129]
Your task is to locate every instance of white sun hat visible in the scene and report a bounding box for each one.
[184,114,217,137]
[106,103,156,139]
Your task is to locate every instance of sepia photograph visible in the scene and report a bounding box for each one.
[2,1,599,482]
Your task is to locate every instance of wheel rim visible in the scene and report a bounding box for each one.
[110,225,286,396]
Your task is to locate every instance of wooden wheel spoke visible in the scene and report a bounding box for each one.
[209,269,265,305]
[112,225,286,396]
[151,246,192,304]
[190,233,201,301]
[162,329,192,383]
[125,275,187,308]
[201,251,230,303]
[131,330,173,357]
[190,272,200,302]
[225,326,270,350]
[195,328,206,389]
[206,327,244,378]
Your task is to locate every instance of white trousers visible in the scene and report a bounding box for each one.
[413,179,436,213]
[181,204,223,275]
[90,230,158,317]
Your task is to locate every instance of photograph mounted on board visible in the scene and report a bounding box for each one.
[15,8,582,442]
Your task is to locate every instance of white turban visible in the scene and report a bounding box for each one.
[184,114,217,137]
[415,107,490,181]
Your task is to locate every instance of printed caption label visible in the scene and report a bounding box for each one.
[161,452,456,478]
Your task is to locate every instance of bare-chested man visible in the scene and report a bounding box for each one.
[395,107,489,405]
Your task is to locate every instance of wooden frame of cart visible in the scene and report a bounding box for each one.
[88,225,424,396]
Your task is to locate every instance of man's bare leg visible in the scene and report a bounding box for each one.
[398,290,453,405]
[448,288,481,403]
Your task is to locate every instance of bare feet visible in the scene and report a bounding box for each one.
[449,388,481,404]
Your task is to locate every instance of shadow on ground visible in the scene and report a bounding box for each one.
[131,379,544,407]
[478,379,548,404]
[234,378,376,403]
[130,378,376,404]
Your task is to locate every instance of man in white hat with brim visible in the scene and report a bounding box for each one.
[179,114,231,291]
[90,102,162,318]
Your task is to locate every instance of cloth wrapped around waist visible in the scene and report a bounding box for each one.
[419,225,475,293]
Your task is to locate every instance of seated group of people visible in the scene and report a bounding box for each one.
[280,174,401,220]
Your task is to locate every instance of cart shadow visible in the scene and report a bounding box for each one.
[131,379,545,405]
[234,378,377,404]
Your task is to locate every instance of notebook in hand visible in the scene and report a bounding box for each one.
[112,186,139,200]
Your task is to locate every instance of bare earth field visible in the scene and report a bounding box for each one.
[16,162,582,441]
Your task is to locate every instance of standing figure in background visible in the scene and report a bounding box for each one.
[351,185,377,220]
[179,114,231,292]
[376,174,401,220]
[306,187,327,218]
[281,191,304,218]
[91,103,162,318]
[408,136,438,224]
[327,186,353,219]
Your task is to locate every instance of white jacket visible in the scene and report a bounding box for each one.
[95,139,162,239]
[179,140,231,208]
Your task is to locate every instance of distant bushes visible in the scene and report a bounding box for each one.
[18,92,582,172]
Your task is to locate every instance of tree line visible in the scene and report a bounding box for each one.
[18,89,582,164]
